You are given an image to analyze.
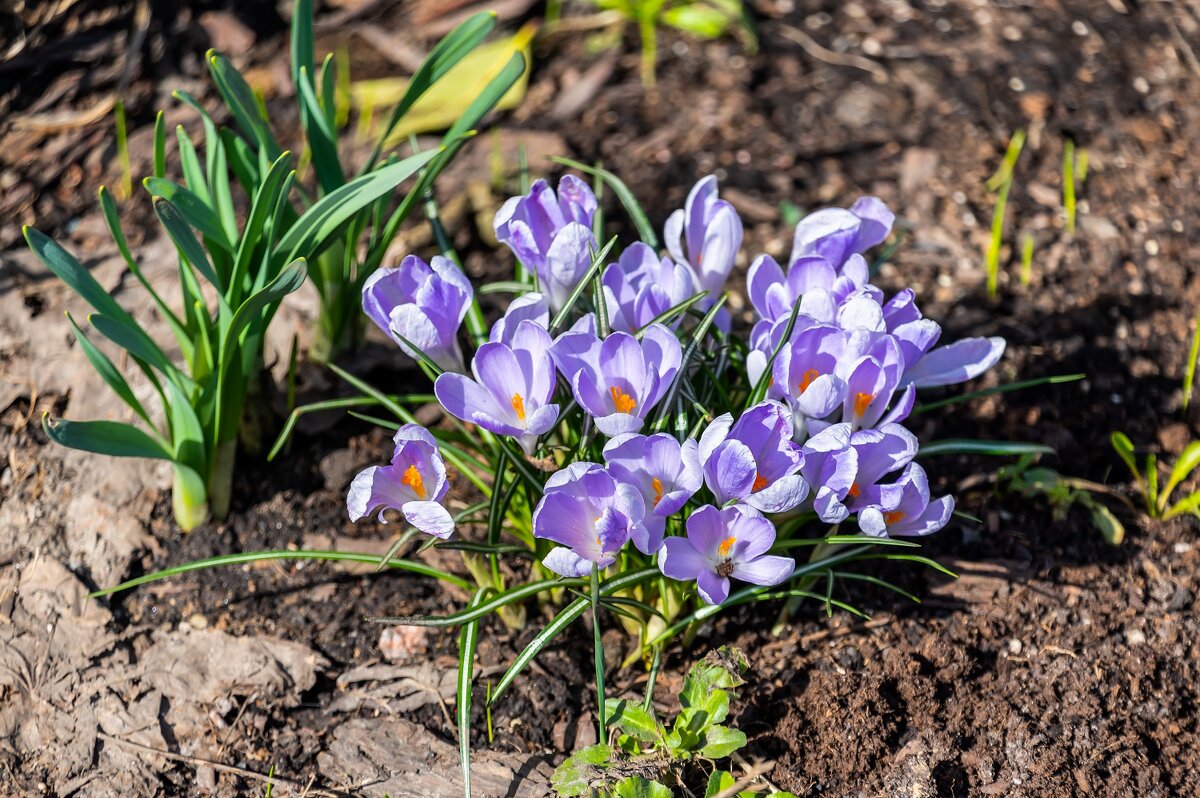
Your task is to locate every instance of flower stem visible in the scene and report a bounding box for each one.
[591,566,607,745]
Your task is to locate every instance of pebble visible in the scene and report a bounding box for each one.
[1007,638,1023,654]
[188,613,209,630]
[1173,542,1193,554]
[1125,628,1147,645]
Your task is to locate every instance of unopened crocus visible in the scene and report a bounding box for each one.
[664,176,743,300]
[746,252,872,325]
[435,320,558,454]
[844,423,919,512]
[799,423,858,523]
[533,463,646,575]
[602,242,699,333]
[604,432,703,550]
[490,292,549,346]
[551,325,682,436]
[790,196,894,267]
[699,402,808,513]
[361,254,473,372]
[858,463,954,537]
[659,504,794,605]
[494,176,598,311]
[347,424,454,538]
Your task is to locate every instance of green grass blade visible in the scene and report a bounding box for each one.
[911,373,1085,415]
[65,312,153,426]
[89,549,473,598]
[143,177,234,254]
[986,128,1026,191]
[1160,441,1200,513]
[985,177,1011,299]
[744,293,803,408]
[917,439,1054,458]
[1184,305,1200,411]
[457,588,489,798]
[548,236,619,332]
[42,415,172,461]
[153,197,226,294]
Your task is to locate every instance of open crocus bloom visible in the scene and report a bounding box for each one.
[533,463,646,575]
[659,504,795,605]
[494,176,598,311]
[771,324,848,435]
[602,242,699,334]
[434,320,559,455]
[664,175,744,300]
[346,424,454,538]
[550,325,682,436]
[858,462,954,537]
[361,254,473,373]
[603,432,703,550]
[699,401,808,514]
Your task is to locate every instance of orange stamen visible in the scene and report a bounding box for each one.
[799,368,821,394]
[651,477,664,507]
[848,483,862,498]
[752,473,769,493]
[401,464,427,499]
[610,386,637,414]
[884,510,906,525]
[717,536,736,559]
[511,392,526,422]
[853,391,875,418]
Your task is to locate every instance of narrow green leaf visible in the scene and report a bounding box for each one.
[88,313,190,392]
[89,549,473,598]
[1159,441,1200,513]
[549,236,618,332]
[206,50,281,160]
[298,63,346,193]
[153,197,225,293]
[917,439,1054,457]
[143,177,234,253]
[912,373,1085,415]
[42,415,172,460]
[1163,490,1200,520]
[66,312,153,426]
[153,110,166,178]
[1110,431,1142,484]
[457,588,489,798]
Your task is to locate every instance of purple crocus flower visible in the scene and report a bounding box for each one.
[799,423,858,523]
[746,252,873,325]
[902,336,1007,388]
[602,242,699,333]
[489,292,549,346]
[347,424,454,538]
[494,176,598,311]
[533,462,646,575]
[790,196,894,267]
[699,402,808,513]
[603,432,703,550]
[434,320,559,455]
[550,325,682,436]
[771,324,848,434]
[664,176,744,300]
[844,423,919,513]
[361,254,473,372]
[858,463,954,537]
[659,504,795,605]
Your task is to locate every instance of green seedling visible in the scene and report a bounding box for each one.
[996,454,1126,545]
[984,129,1025,298]
[1112,432,1200,520]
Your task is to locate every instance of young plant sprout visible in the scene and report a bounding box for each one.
[1112,432,1200,520]
[93,168,1013,796]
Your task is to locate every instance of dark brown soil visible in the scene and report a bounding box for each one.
[3,0,1200,796]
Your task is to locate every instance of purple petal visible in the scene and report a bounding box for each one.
[659,536,706,582]
[731,555,795,587]
[595,412,644,437]
[402,500,455,539]
[347,466,398,521]
[663,209,687,266]
[848,196,895,251]
[813,487,851,523]
[903,337,1006,388]
[696,570,731,605]
[698,413,734,465]
[747,254,786,320]
[746,473,810,514]
[543,547,597,577]
[684,504,730,560]
[704,439,758,504]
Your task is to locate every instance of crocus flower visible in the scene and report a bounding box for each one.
[533,462,646,575]
[435,320,559,455]
[799,423,858,523]
[494,176,598,312]
[844,423,919,513]
[858,463,954,537]
[902,336,1007,388]
[746,252,872,325]
[550,325,682,436]
[347,424,454,538]
[361,254,473,372]
[489,292,550,346]
[603,432,703,550]
[659,504,794,605]
[790,196,894,267]
[771,324,847,434]
[664,175,744,300]
[602,242,699,333]
[699,402,808,513]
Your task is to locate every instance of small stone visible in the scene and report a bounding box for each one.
[1125,628,1146,645]
[188,614,209,630]
[1007,638,1023,654]
[379,626,428,662]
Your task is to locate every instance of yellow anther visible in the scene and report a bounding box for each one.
[717,536,736,559]
[853,391,875,418]
[651,477,664,507]
[848,483,862,498]
[610,386,637,414]
[798,368,821,394]
[511,392,526,422]
[401,464,427,499]
[752,473,769,493]
[884,510,906,525]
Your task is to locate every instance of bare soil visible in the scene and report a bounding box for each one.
[2,0,1199,796]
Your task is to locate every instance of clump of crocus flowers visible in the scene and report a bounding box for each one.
[348,172,1004,609]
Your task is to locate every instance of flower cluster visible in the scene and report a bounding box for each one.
[348,175,1004,605]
